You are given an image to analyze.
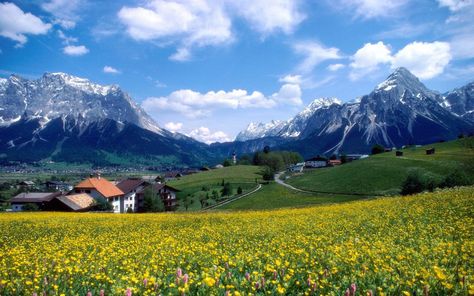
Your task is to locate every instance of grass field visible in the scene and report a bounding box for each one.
[287,139,474,196]
[168,165,262,210]
[219,182,362,210]
[0,187,472,295]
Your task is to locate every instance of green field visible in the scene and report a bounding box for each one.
[219,182,362,210]
[287,139,474,196]
[168,165,262,210]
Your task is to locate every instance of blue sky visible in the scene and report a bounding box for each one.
[1,0,473,143]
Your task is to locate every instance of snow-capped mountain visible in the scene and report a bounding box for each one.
[235,120,285,141]
[0,72,162,134]
[233,68,474,156]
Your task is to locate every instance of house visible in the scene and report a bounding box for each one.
[164,172,183,181]
[116,178,150,213]
[396,151,403,157]
[426,148,435,155]
[287,162,305,173]
[74,175,124,210]
[328,159,342,166]
[346,154,369,161]
[44,181,73,192]
[148,183,180,212]
[305,156,328,168]
[10,192,94,212]
[17,180,35,190]
[214,164,224,169]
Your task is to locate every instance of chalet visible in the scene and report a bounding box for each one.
[396,151,403,157]
[305,156,328,168]
[74,175,124,209]
[164,172,183,181]
[44,181,73,192]
[10,192,94,212]
[328,159,342,166]
[149,183,180,212]
[426,148,435,155]
[116,178,150,213]
[17,180,35,190]
[287,162,305,173]
[346,154,369,161]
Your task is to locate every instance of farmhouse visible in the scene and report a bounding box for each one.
[10,192,94,212]
[287,162,305,173]
[164,172,183,181]
[328,159,342,166]
[17,180,35,190]
[426,148,435,155]
[116,178,150,213]
[44,181,73,192]
[74,175,124,207]
[305,156,328,168]
[150,183,180,211]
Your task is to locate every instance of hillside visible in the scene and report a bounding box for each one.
[286,139,474,195]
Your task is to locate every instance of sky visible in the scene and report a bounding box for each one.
[0,0,473,143]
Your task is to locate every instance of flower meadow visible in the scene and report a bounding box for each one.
[0,187,473,296]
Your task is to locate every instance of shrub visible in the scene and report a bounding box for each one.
[260,166,275,181]
[371,144,385,155]
[439,170,472,188]
[92,197,113,212]
[401,170,426,195]
[237,186,243,194]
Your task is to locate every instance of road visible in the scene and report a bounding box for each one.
[274,171,313,193]
[202,183,262,210]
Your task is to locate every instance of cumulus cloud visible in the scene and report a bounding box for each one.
[103,66,120,74]
[350,41,452,80]
[333,0,410,19]
[164,122,183,132]
[391,41,452,79]
[279,74,302,84]
[228,0,304,34]
[0,2,51,46]
[118,0,305,61]
[327,63,345,71]
[293,41,342,74]
[349,41,393,80]
[188,127,231,144]
[63,45,89,56]
[142,83,302,119]
[41,0,83,29]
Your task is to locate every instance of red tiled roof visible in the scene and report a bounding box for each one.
[75,177,124,198]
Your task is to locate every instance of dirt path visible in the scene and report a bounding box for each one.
[202,184,262,210]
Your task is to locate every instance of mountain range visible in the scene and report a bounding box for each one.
[0,68,473,167]
[234,68,473,156]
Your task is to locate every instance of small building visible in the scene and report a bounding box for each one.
[116,178,150,213]
[44,181,73,192]
[214,164,224,169]
[426,148,435,155]
[396,151,403,157]
[287,162,305,173]
[346,154,369,161]
[305,156,328,168]
[74,175,124,210]
[148,183,180,212]
[164,172,183,181]
[328,159,342,166]
[17,180,35,190]
[10,192,94,212]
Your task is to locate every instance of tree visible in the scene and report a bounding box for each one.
[371,144,385,155]
[238,154,252,165]
[198,193,207,208]
[142,187,164,212]
[212,190,220,201]
[223,159,232,167]
[92,197,113,211]
[439,170,472,188]
[237,186,243,194]
[260,166,275,181]
[263,146,271,154]
[330,154,338,160]
[201,185,210,191]
[340,154,348,164]
[401,170,426,195]
[221,179,225,186]
[182,195,192,211]
[221,182,233,196]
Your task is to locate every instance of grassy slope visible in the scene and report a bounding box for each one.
[168,165,262,210]
[287,139,474,196]
[219,182,362,210]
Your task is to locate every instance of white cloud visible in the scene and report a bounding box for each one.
[41,0,83,29]
[0,2,51,46]
[327,63,345,71]
[392,41,452,79]
[63,45,89,56]
[271,84,302,106]
[164,122,183,132]
[437,0,474,11]
[57,30,78,44]
[334,0,410,19]
[228,0,304,34]
[188,127,231,144]
[118,0,232,60]
[142,83,302,119]
[350,41,392,80]
[293,41,342,74]
[103,66,120,74]
[169,48,192,62]
[279,74,302,84]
